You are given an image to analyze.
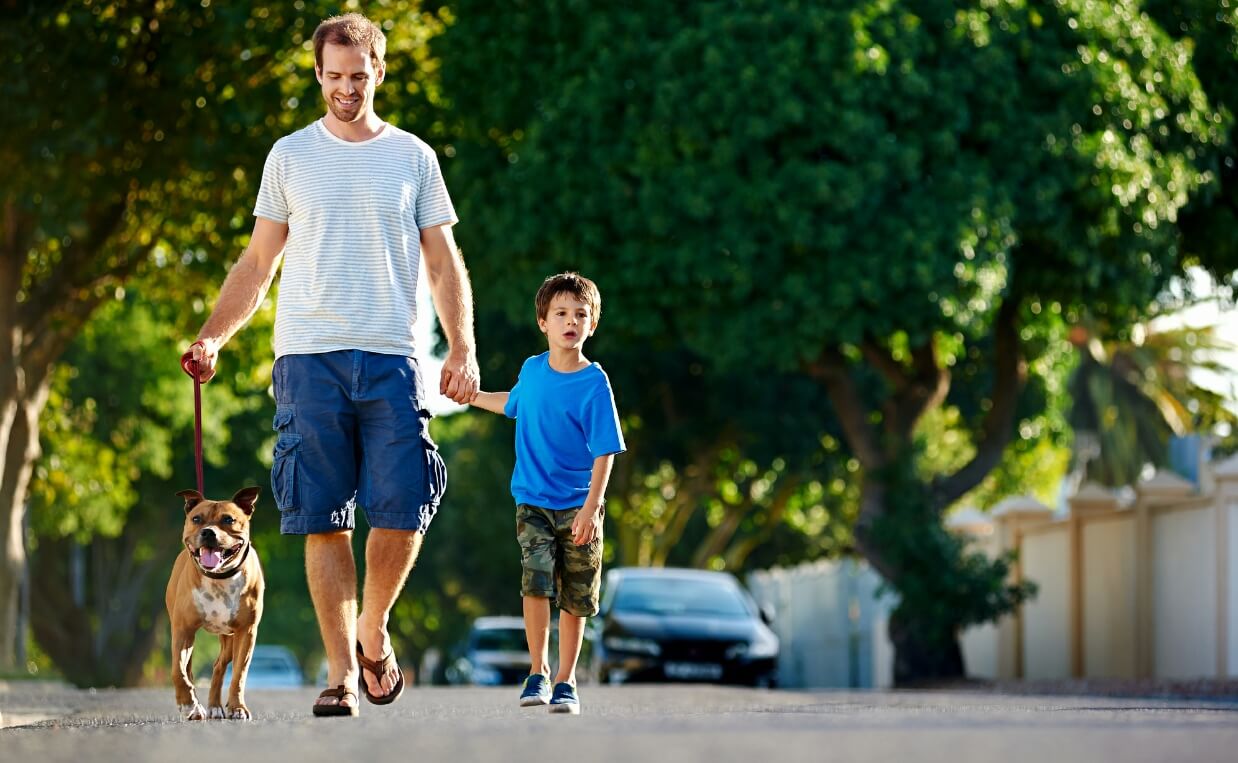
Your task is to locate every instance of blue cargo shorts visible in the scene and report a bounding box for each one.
[270,350,447,535]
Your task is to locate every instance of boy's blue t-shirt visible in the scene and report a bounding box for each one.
[503,352,626,509]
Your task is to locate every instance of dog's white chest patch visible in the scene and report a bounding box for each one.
[192,577,246,635]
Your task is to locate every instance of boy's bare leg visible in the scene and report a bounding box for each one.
[523,596,552,676]
[357,528,423,697]
[306,531,358,710]
[554,611,587,685]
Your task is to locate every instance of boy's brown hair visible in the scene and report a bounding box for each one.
[535,272,602,323]
[313,13,387,71]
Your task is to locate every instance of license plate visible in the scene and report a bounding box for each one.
[664,662,723,680]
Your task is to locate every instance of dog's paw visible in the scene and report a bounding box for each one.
[208,705,226,720]
[227,704,252,721]
[179,703,207,721]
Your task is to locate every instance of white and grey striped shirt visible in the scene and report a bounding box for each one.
[254,119,458,360]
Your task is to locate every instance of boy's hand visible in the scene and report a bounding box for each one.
[571,502,604,545]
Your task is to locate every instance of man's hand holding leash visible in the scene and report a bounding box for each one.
[186,338,221,384]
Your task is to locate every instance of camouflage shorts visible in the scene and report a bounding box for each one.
[516,503,603,617]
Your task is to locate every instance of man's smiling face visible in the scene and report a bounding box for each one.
[317,42,383,124]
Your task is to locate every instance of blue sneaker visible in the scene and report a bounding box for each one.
[548,682,580,714]
[519,674,550,707]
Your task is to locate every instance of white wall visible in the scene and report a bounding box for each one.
[1230,502,1238,677]
[1152,506,1217,678]
[747,560,891,689]
[1021,527,1071,679]
[960,621,999,680]
[1082,517,1136,678]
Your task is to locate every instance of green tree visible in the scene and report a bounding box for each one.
[27,288,279,686]
[437,0,1225,682]
[1067,315,1238,486]
[1144,1,1238,276]
[0,0,446,671]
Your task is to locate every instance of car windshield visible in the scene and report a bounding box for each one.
[612,577,752,618]
[472,628,528,651]
[251,655,295,672]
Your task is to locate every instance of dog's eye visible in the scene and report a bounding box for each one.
[191,515,203,524]
[221,516,235,525]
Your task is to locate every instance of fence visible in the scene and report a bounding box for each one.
[747,559,893,688]
[747,454,1238,687]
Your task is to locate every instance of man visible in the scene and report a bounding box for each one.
[184,13,478,716]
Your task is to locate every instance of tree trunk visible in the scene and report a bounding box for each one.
[30,534,171,687]
[888,610,965,686]
[853,479,968,686]
[0,380,48,671]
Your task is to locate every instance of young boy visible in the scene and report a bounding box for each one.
[471,272,625,715]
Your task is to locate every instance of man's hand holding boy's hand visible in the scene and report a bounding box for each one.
[440,346,480,404]
[571,501,605,546]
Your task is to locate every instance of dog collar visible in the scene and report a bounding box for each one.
[191,541,253,580]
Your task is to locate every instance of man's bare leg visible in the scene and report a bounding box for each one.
[357,528,423,698]
[523,596,552,677]
[307,531,358,711]
[554,611,586,685]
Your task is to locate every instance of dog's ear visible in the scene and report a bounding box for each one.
[176,489,204,513]
[231,486,260,516]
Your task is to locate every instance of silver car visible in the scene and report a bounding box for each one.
[197,644,304,689]
[446,616,544,686]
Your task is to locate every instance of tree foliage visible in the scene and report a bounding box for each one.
[1143,0,1238,276]
[11,0,1237,686]
[1068,314,1238,486]
[437,0,1227,681]
[28,286,278,687]
[4,0,449,678]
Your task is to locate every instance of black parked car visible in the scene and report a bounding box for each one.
[590,567,779,687]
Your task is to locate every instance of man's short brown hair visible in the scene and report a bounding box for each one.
[535,272,602,323]
[313,13,386,71]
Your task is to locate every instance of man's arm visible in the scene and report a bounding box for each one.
[470,391,509,415]
[187,216,288,382]
[421,222,479,403]
[571,454,616,546]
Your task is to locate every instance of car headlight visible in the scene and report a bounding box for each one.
[604,636,661,656]
[728,629,779,660]
[747,628,779,659]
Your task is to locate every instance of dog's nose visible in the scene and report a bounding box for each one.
[199,528,218,545]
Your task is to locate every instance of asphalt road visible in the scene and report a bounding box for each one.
[2,683,1236,763]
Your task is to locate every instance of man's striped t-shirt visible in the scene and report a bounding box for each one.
[254,118,458,360]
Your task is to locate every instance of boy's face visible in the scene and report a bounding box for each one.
[316,42,384,124]
[538,293,596,352]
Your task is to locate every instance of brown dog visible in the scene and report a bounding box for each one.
[165,487,264,720]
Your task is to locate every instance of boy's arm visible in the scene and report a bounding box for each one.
[572,453,616,545]
[470,391,509,415]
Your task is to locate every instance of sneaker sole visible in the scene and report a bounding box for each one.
[520,697,549,707]
[548,703,580,715]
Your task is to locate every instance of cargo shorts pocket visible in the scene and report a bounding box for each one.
[418,410,447,506]
[271,405,301,511]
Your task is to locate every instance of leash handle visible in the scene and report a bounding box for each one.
[179,344,206,494]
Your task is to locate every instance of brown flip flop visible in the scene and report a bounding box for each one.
[312,684,359,717]
[356,641,405,706]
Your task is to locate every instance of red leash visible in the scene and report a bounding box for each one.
[179,344,206,494]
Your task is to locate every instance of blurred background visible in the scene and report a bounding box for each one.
[2,0,1237,692]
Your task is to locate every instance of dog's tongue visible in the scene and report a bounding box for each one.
[200,548,222,570]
